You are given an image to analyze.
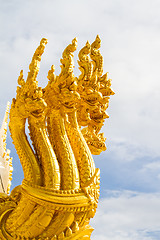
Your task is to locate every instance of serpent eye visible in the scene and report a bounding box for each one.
[33,88,43,99]
[25,97,31,103]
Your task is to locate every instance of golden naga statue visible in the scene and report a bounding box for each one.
[0,36,114,240]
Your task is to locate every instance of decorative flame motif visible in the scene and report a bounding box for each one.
[0,37,114,239]
[0,103,13,195]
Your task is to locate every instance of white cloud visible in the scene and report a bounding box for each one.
[143,161,160,171]
[91,190,160,240]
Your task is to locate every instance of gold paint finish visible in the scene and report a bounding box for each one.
[0,37,114,239]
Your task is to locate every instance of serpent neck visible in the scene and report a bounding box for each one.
[28,117,60,189]
[65,110,95,188]
[47,109,79,190]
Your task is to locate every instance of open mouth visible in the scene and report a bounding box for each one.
[63,101,75,109]
[92,118,104,124]
[89,112,105,123]
[31,109,44,117]
[84,98,99,106]
[90,141,106,149]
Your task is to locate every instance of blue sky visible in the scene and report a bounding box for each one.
[0,0,160,239]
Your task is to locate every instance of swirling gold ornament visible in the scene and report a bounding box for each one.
[0,37,114,239]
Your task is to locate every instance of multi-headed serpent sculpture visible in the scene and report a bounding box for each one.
[0,36,114,239]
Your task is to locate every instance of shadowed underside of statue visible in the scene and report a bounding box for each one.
[0,36,114,240]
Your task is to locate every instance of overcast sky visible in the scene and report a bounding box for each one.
[0,0,160,239]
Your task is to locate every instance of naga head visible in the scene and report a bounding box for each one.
[77,36,114,155]
[11,39,48,121]
[44,38,80,114]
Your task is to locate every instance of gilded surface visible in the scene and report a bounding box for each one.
[0,36,114,239]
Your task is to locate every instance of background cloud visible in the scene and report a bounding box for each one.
[0,0,160,239]
[91,190,160,240]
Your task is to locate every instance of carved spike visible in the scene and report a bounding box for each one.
[91,35,101,49]
[18,70,25,87]
[65,227,72,237]
[47,65,56,81]
[78,40,92,81]
[59,37,78,84]
[69,207,74,212]
[90,35,103,77]
[55,206,59,210]
[25,38,48,95]
[51,236,57,240]
[72,221,79,233]
[58,232,64,239]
